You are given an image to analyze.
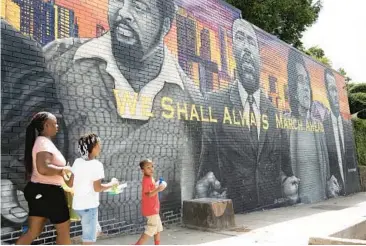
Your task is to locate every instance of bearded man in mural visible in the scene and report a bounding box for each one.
[323,68,360,197]
[1,20,67,230]
[44,0,203,222]
[196,18,300,213]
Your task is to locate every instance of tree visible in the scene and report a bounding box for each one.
[348,82,366,166]
[338,68,352,83]
[304,46,332,66]
[348,83,366,119]
[225,0,322,48]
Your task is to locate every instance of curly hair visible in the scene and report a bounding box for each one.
[78,133,100,160]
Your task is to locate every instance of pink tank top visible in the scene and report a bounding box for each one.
[30,136,66,186]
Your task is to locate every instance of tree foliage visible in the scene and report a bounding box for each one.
[225,0,322,48]
[347,83,366,166]
[348,83,366,119]
[353,117,366,166]
[304,46,332,66]
[338,68,352,83]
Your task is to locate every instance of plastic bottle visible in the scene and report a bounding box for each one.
[158,177,163,200]
[21,225,28,233]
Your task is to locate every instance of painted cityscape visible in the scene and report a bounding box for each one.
[1,0,340,117]
[1,0,241,96]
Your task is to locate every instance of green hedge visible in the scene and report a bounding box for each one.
[349,83,366,94]
[349,92,366,116]
[353,117,366,166]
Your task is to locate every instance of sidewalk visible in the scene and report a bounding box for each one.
[98,192,366,245]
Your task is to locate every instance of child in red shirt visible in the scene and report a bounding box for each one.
[135,159,166,245]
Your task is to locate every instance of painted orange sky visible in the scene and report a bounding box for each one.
[257,36,351,118]
[335,73,351,119]
[305,58,330,109]
[305,57,351,119]
[260,43,290,111]
[56,0,109,37]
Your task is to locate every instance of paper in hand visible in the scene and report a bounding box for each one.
[104,183,128,194]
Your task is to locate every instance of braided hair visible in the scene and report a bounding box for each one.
[24,112,53,180]
[78,133,100,160]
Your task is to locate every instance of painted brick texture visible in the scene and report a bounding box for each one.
[1,0,360,244]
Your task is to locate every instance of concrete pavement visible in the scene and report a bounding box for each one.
[96,192,366,245]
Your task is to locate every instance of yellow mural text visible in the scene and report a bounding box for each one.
[113,90,323,134]
[275,113,324,132]
[113,89,154,118]
[161,97,218,123]
[222,107,269,129]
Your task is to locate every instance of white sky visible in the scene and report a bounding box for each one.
[302,0,366,82]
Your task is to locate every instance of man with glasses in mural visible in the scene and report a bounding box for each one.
[44,0,202,223]
[196,18,299,213]
[323,68,360,197]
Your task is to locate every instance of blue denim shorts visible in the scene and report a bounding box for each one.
[75,207,98,242]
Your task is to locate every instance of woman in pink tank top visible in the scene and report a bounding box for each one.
[16,112,72,245]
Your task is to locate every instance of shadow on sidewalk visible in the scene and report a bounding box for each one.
[96,193,366,245]
[232,192,366,231]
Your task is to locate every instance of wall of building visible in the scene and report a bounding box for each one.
[1,0,360,244]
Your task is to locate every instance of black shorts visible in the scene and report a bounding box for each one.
[24,182,70,224]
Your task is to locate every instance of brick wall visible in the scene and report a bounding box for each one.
[1,0,360,244]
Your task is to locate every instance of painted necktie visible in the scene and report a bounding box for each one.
[248,95,259,149]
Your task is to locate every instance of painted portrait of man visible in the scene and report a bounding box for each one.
[196,18,299,213]
[286,49,329,204]
[323,68,360,197]
[43,0,203,222]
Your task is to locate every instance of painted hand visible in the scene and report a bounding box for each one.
[282,175,300,204]
[195,172,227,199]
[327,175,340,198]
[1,179,28,224]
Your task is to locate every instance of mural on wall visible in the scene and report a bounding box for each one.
[1,0,239,234]
[196,19,299,213]
[286,48,329,204]
[1,19,68,233]
[44,0,211,225]
[323,68,359,197]
[1,0,360,241]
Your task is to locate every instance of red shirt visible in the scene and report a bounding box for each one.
[142,176,160,216]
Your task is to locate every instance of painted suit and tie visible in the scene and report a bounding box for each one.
[323,69,360,197]
[196,19,299,213]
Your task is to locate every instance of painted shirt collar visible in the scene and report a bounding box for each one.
[73,31,185,91]
[237,80,261,109]
[73,32,185,120]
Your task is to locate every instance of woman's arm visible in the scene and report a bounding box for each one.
[36,151,67,176]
